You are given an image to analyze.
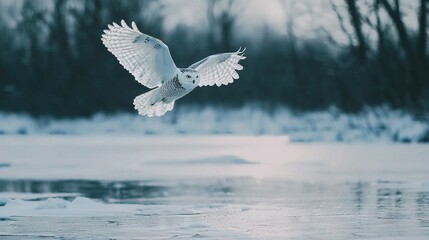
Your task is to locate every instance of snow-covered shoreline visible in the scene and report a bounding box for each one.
[0,106,427,142]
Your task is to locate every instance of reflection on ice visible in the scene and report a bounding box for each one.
[1,136,429,239]
[1,177,428,239]
[0,163,11,168]
[150,155,258,165]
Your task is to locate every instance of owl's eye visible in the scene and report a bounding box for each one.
[196,76,199,78]
[186,75,191,79]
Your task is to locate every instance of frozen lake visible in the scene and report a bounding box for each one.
[0,136,428,239]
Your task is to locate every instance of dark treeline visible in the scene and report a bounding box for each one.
[0,0,428,118]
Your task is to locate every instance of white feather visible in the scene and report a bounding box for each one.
[101,20,178,89]
[189,48,246,87]
[101,20,246,117]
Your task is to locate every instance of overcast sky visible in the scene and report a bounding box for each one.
[162,0,334,39]
[162,0,420,45]
[0,0,420,45]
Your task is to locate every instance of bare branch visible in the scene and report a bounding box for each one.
[206,0,241,51]
[344,0,367,62]
[330,0,354,47]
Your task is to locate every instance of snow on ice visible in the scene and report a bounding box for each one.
[0,106,427,142]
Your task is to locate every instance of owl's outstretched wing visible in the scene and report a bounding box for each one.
[189,48,246,87]
[102,20,178,89]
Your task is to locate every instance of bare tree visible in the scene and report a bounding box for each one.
[16,1,49,90]
[279,0,300,85]
[331,0,367,62]
[379,0,412,58]
[330,1,355,49]
[379,0,424,100]
[206,0,242,52]
[344,0,367,62]
[417,0,428,65]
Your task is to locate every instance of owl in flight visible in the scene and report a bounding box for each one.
[101,20,246,117]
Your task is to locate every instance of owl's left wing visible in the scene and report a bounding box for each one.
[102,20,178,89]
[189,48,246,87]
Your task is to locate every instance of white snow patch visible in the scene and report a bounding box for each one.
[0,192,81,201]
[36,198,69,209]
[0,105,427,142]
[0,197,140,218]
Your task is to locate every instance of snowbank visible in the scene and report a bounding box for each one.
[0,196,140,217]
[0,195,203,219]
[0,106,427,142]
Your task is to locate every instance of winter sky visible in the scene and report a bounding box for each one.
[162,0,339,40]
[162,0,420,45]
[0,0,420,45]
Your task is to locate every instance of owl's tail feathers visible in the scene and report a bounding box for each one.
[133,89,175,117]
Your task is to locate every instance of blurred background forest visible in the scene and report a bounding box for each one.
[0,0,428,119]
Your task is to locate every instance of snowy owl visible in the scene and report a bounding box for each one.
[101,20,246,117]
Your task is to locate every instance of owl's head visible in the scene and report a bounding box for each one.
[179,68,199,88]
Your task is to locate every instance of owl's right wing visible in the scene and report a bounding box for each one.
[189,48,246,87]
[102,20,178,89]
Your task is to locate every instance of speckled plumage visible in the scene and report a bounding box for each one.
[102,20,246,117]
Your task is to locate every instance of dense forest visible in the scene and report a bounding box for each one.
[0,0,428,118]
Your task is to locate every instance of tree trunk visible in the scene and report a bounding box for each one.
[418,0,428,66]
[206,0,236,52]
[379,0,423,104]
[220,12,233,52]
[345,0,367,63]
[207,0,218,51]
[379,0,411,58]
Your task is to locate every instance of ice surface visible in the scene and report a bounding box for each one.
[0,198,6,207]
[152,155,258,165]
[0,135,428,182]
[0,163,11,168]
[1,136,429,239]
[1,106,427,142]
